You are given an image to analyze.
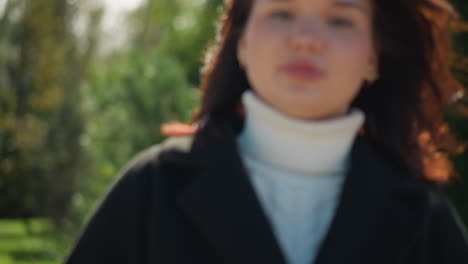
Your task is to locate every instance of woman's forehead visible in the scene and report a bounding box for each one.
[255,0,372,12]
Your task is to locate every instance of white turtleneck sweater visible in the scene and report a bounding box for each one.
[236,91,365,264]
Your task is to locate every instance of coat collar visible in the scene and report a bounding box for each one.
[160,121,433,264]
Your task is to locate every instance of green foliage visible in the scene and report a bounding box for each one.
[67,0,218,238]
[129,0,224,85]
[78,0,222,185]
[0,218,60,264]
[82,47,199,174]
[0,0,100,221]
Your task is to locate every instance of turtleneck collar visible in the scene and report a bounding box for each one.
[236,90,365,176]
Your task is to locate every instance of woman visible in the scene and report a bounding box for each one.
[66,0,468,263]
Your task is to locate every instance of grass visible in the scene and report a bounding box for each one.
[0,219,61,264]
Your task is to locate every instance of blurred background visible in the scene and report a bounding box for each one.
[0,0,467,263]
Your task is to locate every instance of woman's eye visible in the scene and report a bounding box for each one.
[269,10,295,21]
[328,17,354,28]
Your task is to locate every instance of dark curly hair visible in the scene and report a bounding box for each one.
[191,0,466,183]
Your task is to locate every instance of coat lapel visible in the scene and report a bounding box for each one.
[314,137,431,264]
[161,123,431,264]
[172,124,287,264]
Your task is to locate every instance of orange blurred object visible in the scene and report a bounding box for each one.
[161,122,197,136]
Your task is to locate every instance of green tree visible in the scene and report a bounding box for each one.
[71,0,218,226]
[0,0,100,222]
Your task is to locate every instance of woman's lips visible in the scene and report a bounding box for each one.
[278,61,324,81]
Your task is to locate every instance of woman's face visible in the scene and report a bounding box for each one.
[237,0,378,120]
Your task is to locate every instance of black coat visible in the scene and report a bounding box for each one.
[65,123,468,264]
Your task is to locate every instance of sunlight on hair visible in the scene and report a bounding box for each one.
[419,130,453,182]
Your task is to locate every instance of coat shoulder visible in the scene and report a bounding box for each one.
[119,135,195,174]
[103,135,196,197]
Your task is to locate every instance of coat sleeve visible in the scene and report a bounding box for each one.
[428,195,468,263]
[64,147,160,264]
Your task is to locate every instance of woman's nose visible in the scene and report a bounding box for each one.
[290,18,325,53]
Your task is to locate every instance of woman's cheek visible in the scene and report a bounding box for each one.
[348,31,374,55]
[338,35,373,61]
[253,17,291,38]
